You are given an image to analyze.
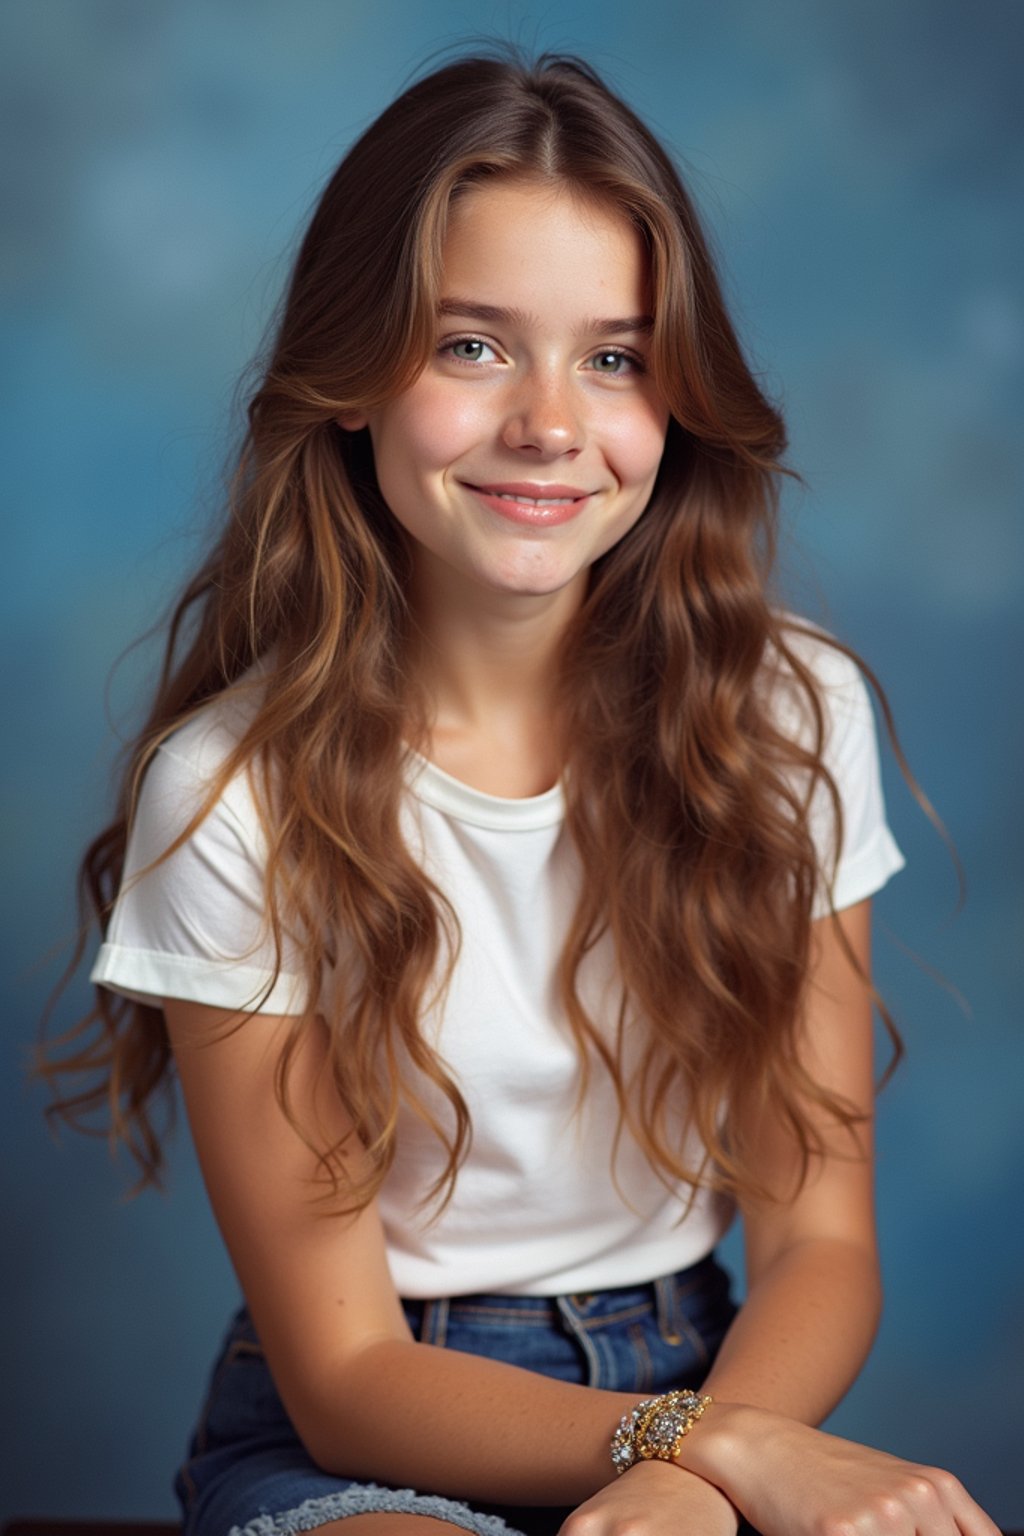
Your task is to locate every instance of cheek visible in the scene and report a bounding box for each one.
[379,385,485,477]
[602,399,669,488]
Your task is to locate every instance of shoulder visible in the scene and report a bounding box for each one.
[133,671,268,854]
[95,664,310,1012]
[760,614,875,758]
[761,616,905,911]
[150,666,266,777]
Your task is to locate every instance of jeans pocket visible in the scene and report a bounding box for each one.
[206,1338,295,1449]
[190,1312,294,1454]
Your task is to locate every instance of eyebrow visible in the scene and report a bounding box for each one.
[438,299,654,336]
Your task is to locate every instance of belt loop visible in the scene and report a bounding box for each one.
[419,1297,450,1347]
[555,1294,603,1387]
[653,1274,682,1345]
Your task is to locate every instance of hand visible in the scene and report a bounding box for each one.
[713,1406,1000,1536]
[559,1457,739,1536]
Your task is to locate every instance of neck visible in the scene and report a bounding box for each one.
[404,567,585,736]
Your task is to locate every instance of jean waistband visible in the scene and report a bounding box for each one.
[402,1252,726,1348]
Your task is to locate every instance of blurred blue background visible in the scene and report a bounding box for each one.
[3,0,1021,1524]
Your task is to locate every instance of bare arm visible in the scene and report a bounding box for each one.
[654,900,998,1535]
[699,896,881,1423]
[165,900,997,1530]
[165,996,639,1507]
[559,897,883,1524]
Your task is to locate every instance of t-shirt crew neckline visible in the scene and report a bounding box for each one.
[402,746,565,832]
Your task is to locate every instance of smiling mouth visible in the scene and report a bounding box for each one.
[464,482,592,505]
[492,492,577,506]
[464,482,593,527]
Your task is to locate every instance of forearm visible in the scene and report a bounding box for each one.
[301,1236,877,1506]
[675,1233,881,1498]
[302,1334,636,1505]
[702,1234,881,1421]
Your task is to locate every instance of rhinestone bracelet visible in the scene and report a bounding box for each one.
[609,1388,713,1475]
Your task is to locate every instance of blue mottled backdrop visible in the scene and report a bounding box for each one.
[3,0,1022,1524]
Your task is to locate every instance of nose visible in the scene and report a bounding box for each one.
[501,369,583,457]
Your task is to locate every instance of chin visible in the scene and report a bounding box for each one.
[489,571,583,599]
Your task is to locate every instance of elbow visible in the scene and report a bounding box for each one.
[281,1384,346,1475]
[284,1334,411,1478]
[290,1391,364,1477]
[302,1427,346,1479]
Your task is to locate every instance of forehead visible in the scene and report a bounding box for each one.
[440,178,650,316]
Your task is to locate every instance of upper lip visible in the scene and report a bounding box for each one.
[464,481,592,499]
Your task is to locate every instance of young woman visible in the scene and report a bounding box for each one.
[46,50,998,1536]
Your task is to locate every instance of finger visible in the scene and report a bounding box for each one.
[927,1468,1000,1536]
[951,1505,1004,1536]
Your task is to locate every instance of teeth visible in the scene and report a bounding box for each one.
[494,492,576,505]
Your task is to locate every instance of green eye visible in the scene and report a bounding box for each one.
[446,337,499,363]
[591,350,633,374]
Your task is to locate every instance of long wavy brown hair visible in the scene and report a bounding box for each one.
[39,49,902,1215]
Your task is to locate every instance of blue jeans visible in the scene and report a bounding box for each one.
[176,1253,740,1536]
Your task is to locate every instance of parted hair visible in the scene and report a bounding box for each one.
[41,49,899,1213]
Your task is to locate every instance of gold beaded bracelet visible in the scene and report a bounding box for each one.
[609,1388,713,1475]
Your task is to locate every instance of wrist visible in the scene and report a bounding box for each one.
[610,1388,713,1477]
[670,1400,770,1494]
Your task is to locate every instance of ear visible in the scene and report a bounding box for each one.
[337,410,369,432]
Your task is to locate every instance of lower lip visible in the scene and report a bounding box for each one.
[468,486,590,526]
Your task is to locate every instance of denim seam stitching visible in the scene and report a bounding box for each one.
[629,1320,654,1393]
[421,1296,450,1347]
[449,1305,554,1323]
[555,1295,603,1386]
[576,1301,652,1330]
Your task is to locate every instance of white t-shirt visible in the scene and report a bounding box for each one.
[91,633,904,1298]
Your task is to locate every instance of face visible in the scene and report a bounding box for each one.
[342,178,670,613]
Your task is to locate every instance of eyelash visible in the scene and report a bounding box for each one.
[437,335,647,376]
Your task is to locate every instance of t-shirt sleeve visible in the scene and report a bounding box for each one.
[89,721,309,1014]
[791,636,906,918]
